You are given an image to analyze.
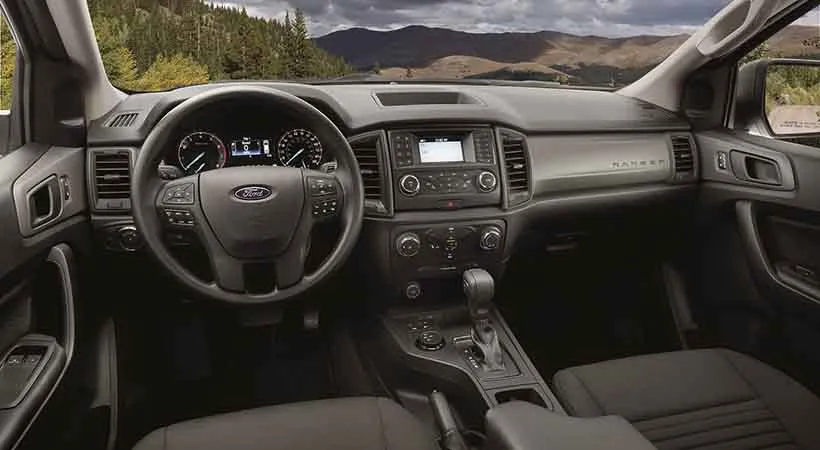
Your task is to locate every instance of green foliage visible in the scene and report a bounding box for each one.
[741,42,770,65]
[129,54,209,90]
[0,18,15,110]
[88,0,351,91]
[765,64,820,113]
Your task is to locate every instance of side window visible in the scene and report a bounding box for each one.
[740,8,820,143]
[0,12,16,113]
[0,12,18,155]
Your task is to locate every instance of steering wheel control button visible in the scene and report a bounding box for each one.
[312,199,339,218]
[309,177,338,197]
[416,330,445,352]
[163,209,195,227]
[477,171,498,192]
[396,232,421,257]
[399,174,421,196]
[163,183,195,205]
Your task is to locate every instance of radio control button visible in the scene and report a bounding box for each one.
[400,174,421,196]
[477,171,497,192]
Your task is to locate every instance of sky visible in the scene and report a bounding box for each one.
[211,0,820,38]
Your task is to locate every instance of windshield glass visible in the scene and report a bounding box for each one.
[87,0,816,91]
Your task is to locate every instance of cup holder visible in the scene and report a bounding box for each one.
[493,387,548,408]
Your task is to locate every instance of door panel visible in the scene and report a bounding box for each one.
[695,129,820,392]
[0,144,89,449]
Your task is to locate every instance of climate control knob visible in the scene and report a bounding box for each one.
[477,171,497,192]
[479,226,503,251]
[399,174,421,196]
[396,232,421,257]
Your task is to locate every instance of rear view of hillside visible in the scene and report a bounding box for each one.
[317,25,820,86]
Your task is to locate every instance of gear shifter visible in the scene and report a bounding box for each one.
[463,268,505,371]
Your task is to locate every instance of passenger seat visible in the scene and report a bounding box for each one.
[552,349,820,450]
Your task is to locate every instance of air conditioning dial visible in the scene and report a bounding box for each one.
[479,226,503,251]
[399,174,421,196]
[396,232,421,257]
[477,171,497,192]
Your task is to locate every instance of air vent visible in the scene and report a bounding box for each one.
[350,133,390,216]
[106,112,139,128]
[501,130,531,207]
[670,135,696,181]
[93,150,132,210]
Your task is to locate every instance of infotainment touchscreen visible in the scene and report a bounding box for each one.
[418,137,464,163]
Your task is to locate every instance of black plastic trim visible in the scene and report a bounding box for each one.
[736,200,820,307]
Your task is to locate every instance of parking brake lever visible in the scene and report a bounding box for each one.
[430,391,469,450]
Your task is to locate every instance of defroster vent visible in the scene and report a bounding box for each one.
[92,150,132,210]
[500,130,531,207]
[106,112,139,128]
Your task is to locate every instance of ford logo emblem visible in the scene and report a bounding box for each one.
[233,185,273,201]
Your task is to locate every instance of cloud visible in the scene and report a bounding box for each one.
[210,0,811,38]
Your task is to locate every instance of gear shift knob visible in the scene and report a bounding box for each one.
[463,268,494,320]
[462,268,504,371]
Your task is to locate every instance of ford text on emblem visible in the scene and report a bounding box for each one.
[234,185,272,201]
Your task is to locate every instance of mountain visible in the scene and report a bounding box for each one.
[315,25,820,86]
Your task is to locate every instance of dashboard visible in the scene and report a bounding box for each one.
[86,82,699,301]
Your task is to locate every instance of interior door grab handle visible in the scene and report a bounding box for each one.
[729,150,782,185]
[26,175,63,230]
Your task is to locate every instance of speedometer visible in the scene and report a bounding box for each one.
[178,132,227,175]
[277,129,323,169]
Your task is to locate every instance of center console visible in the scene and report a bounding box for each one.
[375,127,509,301]
[389,128,500,211]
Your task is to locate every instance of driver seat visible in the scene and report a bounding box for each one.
[132,397,438,450]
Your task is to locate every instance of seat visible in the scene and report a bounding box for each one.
[132,397,438,450]
[553,349,820,450]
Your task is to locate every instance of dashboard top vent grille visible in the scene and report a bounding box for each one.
[106,112,139,128]
[351,134,390,216]
[501,130,531,207]
[670,135,695,176]
[93,150,132,210]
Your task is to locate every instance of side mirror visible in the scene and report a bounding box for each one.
[736,58,820,138]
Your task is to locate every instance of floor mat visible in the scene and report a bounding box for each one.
[498,244,682,381]
[116,309,337,449]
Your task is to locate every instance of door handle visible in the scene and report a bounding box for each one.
[730,150,782,185]
[26,175,62,229]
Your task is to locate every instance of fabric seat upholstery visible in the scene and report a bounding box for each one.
[553,349,820,450]
[132,396,438,450]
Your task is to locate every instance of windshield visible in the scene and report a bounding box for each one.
[86,0,815,91]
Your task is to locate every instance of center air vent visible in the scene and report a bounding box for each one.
[670,135,696,182]
[350,133,390,216]
[106,112,139,128]
[500,130,531,207]
[92,150,132,210]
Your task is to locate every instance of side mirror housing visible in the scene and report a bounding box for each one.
[736,58,820,138]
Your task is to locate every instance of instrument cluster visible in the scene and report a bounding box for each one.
[168,128,327,175]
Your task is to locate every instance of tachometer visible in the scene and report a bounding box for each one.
[178,132,227,175]
[277,129,323,168]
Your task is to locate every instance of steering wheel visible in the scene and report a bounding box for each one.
[132,86,364,304]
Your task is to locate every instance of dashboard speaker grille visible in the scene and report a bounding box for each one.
[350,133,390,216]
[92,150,132,210]
[106,112,139,128]
[501,130,531,207]
[671,135,695,174]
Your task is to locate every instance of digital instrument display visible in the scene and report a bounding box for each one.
[230,137,271,157]
[418,137,464,163]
